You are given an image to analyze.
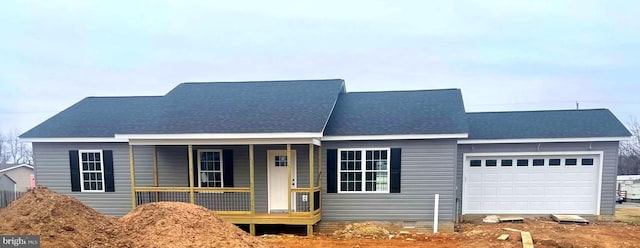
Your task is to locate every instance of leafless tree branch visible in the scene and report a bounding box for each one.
[619,118,640,175]
[0,130,33,165]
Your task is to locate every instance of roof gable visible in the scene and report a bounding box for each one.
[466,109,631,140]
[0,174,17,184]
[324,89,469,136]
[155,80,345,134]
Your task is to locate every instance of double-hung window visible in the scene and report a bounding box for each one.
[198,150,223,187]
[79,150,105,192]
[338,148,390,193]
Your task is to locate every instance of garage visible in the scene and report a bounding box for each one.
[462,152,602,215]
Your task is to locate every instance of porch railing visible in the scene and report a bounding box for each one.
[134,187,251,214]
[292,187,322,216]
[135,186,321,217]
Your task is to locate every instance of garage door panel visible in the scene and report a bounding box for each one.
[463,153,600,215]
[498,187,513,195]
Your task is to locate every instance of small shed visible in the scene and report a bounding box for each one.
[0,174,17,208]
[617,175,640,201]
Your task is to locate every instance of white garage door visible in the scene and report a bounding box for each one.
[462,152,602,215]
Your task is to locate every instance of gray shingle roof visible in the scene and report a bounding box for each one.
[466,109,631,140]
[323,89,469,136]
[21,79,345,138]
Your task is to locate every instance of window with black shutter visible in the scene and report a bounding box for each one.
[69,149,115,192]
[327,147,401,194]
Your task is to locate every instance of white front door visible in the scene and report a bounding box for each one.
[268,150,297,213]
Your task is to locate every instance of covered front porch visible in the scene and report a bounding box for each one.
[127,140,322,236]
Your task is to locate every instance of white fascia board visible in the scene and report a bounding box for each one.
[21,133,323,145]
[128,138,321,146]
[457,136,631,144]
[321,133,469,141]
[115,132,323,140]
[19,137,128,143]
[0,164,35,173]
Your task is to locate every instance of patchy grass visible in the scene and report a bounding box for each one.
[616,208,640,225]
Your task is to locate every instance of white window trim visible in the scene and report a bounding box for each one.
[78,149,106,192]
[197,149,224,188]
[337,148,391,194]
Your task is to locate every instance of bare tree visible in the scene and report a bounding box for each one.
[0,130,33,165]
[619,118,640,175]
[0,133,7,164]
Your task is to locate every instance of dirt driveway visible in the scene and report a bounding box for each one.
[264,219,640,248]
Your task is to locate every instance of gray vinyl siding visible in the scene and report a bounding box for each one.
[32,142,151,216]
[456,141,620,217]
[321,139,458,222]
[154,144,313,213]
[33,142,320,216]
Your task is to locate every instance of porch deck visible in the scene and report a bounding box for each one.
[128,143,322,235]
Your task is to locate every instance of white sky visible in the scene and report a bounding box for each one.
[1,0,639,134]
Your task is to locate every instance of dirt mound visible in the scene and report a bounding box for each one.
[0,186,117,248]
[116,202,270,248]
[333,222,391,239]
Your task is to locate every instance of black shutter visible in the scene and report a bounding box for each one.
[390,148,402,193]
[103,150,115,192]
[223,150,234,187]
[69,150,81,192]
[327,149,338,193]
[191,149,199,187]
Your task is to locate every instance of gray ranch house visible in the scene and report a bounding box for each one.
[20,79,630,234]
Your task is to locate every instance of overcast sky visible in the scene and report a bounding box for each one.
[1,1,639,134]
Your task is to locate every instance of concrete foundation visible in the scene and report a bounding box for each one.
[315,220,456,234]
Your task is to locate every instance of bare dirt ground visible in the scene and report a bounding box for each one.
[4,187,640,247]
[264,219,640,248]
[0,187,270,248]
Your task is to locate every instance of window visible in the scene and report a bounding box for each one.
[565,158,578,166]
[532,159,545,166]
[79,150,105,192]
[470,160,482,167]
[486,160,497,167]
[582,158,594,166]
[501,160,513,166]
[517,159,529,166]
[339,149,389,193]
[199,150,223,187]
[549,159,561,166]
[275,155,288,167]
